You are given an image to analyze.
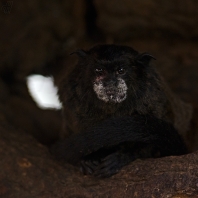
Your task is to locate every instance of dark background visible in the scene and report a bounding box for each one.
[1,0,198,197]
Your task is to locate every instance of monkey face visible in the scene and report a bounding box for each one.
[72,44,155,104]
[93,64,128,103]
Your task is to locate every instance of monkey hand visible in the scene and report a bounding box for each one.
[80,150,135,178]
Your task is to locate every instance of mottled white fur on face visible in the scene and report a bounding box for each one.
[93,78,128,103]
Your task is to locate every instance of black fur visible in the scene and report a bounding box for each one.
[51,114,186,177]
[51,44,187,178]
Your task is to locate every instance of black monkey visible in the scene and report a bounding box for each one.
[51,44,188,177]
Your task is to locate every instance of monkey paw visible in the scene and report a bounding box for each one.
[93,152,122,178]
[80,158,100,175]
[80,151,134,178]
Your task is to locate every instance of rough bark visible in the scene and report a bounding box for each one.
[94,0,198,40]
[1,122,198,198]
[0,0,86,80]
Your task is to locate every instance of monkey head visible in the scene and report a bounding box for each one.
[72,45,155,104]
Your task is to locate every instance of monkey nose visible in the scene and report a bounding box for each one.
[104,80,117,87]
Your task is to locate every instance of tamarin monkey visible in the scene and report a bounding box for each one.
[51,44,192,178]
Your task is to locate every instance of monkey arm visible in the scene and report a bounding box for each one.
[51,114,187,165]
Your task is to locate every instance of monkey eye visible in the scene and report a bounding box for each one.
[117,68,126,75]
[95,68,104,75]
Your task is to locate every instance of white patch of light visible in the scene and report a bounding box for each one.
[26,75,62,109]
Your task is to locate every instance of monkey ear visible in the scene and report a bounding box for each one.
[135,53,156,65]
[70,49,87,58]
